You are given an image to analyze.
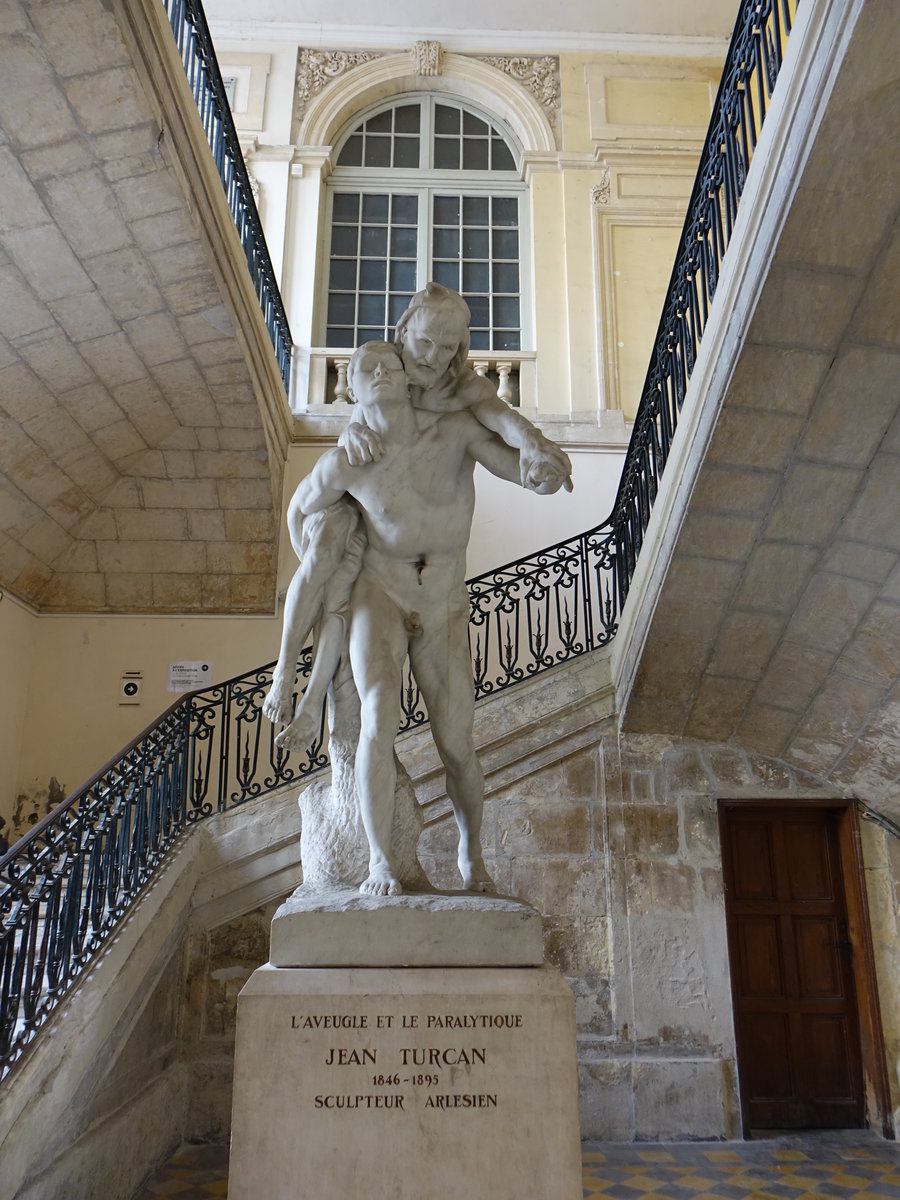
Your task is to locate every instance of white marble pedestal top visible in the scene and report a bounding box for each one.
[269,887,544,967]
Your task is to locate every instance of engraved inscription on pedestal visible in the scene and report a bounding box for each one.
[291,1000,526,1115]
[228,967,582,1200]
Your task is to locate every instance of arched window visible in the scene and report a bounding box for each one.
[322,95,526,352]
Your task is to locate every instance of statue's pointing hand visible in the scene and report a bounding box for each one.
[520,438,574,495]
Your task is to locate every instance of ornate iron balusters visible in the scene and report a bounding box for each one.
[0,700,193,1076]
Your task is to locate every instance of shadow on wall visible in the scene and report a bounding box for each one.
[9,777,67,846]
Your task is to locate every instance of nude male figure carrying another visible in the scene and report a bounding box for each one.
[263,283,572,741]
[294,340,531,897]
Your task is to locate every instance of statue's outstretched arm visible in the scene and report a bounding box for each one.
[468,427,521,485]
[473,392,573,494]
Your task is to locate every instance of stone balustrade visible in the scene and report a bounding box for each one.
[300,350,536,411]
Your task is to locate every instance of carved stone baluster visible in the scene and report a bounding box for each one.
[333,358,351,404]
[471,360,489,379]
[496,361,513,405]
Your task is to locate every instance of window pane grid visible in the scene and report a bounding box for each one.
[327,98,525,351]
[336,104,422,169]
[433,193,521,352]
[326,192,418,347]
[433,104,517,173]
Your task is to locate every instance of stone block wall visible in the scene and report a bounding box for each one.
[172,725,875,1144]
[858,821,900,1131]
[418,727,855,1139]
[180,901,281,1143]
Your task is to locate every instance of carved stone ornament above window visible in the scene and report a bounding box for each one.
[295,45,559,150]
[295,48,383,122]
[477,55,561,132]
[591,164,611,206]
[412,40,443,76]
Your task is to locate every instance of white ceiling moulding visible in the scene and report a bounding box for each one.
[207,22,730,60]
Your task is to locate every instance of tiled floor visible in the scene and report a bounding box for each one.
[134,1132,900,1199]
[583,1133,900,1198]
[133,1144,227,1199]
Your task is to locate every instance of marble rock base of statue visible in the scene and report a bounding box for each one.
[298,670,428,892]
[298,750,426,892]
[228,895,582,1200]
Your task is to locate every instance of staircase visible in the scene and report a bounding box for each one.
[6,1,900,1195]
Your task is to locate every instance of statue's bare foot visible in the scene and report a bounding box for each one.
[262,677,294,726]
[460,857,495,893]
[274,706,320,753]
[360,865,402,897]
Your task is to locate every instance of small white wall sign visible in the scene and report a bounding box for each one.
[119,672,143,705]
[168,661,212,693]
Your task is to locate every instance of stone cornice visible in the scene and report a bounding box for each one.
[210,21,730,61]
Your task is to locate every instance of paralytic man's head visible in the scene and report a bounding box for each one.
[394,283,471,389]
[347,341,409,408]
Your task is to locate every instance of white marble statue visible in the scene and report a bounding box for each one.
[263,285,573,897]
[341,283,573,494]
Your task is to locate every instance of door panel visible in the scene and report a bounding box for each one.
[785,820,834,900]
[805,1015,855,1100]
[731,821,776,899]
[743,1013,793,1098]
[794,917,843,996]
[721,805,864,1130]
[737,916,784,996]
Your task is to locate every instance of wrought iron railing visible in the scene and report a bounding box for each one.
[162,0,293,393]
[609,0,797,605]
[0,650,324,1079]
[0,0,799,1081]
[0,703,192,1076]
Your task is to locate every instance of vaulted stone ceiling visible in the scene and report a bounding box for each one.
[0,0,736,619]
[624,0,900,815]
[0,0,280,613]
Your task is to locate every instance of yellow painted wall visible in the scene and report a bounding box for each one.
[531,170,571,415]
[8,611,283,830]
[610,222,683,419]
[558,53,594,153]
[561,170,602,415]
[0,594,38,830]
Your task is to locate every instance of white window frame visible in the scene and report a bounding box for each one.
[316,93,533,351]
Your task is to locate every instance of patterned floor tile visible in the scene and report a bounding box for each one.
[132,1134,900,1200]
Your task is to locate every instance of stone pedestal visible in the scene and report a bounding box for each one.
[229,892,582,1200]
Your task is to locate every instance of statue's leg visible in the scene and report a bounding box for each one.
[349,572,408,897]
[279,521,366,750]
[275,613,345,753]
[263,502,358,726]
[411,599,494,893]
[263,563,320,725]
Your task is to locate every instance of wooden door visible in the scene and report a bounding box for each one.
[721,805,865,1130]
